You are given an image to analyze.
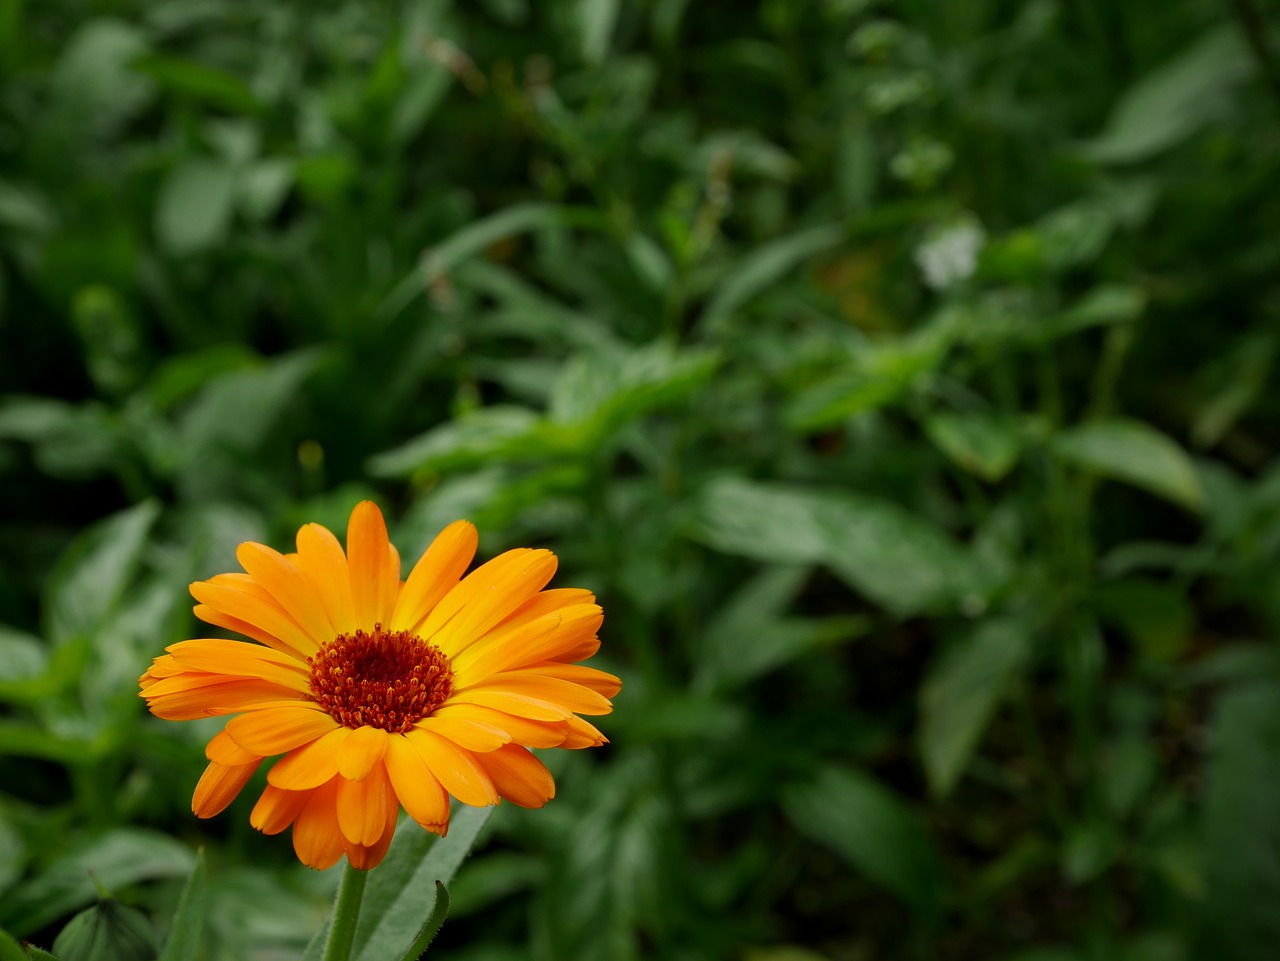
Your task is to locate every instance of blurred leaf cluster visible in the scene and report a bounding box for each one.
[2,0,1280,959]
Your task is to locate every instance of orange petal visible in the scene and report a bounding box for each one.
[404,728,498,807]
[190,581,318,658]
[337,726,388,781]
[494,587,596,628]
[225,705,339,756]
[562,715,609,749]
[385,734,450,830]
[341,768,400,869]
[518,662,622,697]
[192,760,261,818]
[556,634,601,663]
[429,550,559,658]
[459,673,613,716]
[143,677,308,720]
[192,604,302,658]
[292,778,345,870]
[236,543,336,649]
[433,704,569,748]
[446,689,574,721]
[164,639,311,690]
[250,783,313,835]
[296,522,357,635]
[417,713,511,753]
[336,761,391,846]
[451,604,602,682]
[206,729,261,765]
[347,501,397,629]
[476,745,555,808]
[268,727,352,790]
[389,520,478,633]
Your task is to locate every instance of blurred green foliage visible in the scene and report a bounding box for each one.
[2,0,1280,959]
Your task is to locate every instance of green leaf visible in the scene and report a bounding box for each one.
[0,809,25,897]
[367,406,551,478]
[352,808,491,961]
[0,927,27,961]
[1195,684,1280,959]
[154,159,237,256]
[42,500,160,646]
[919,617,1030,797]
[694,477,976,615]
[0,830,193,938]
[399,881,450,961]
[1095,578,1192,661]
[52,899,157,961]
[701,224,843,333]
[0,626,49,687]
[578,0,620,65]
[1080,26,1252,164]
[924,412,1021,482]
[784,765,945,918]
[157,849,207,961]
[22,946,59,961]
[301,807,493,961]
[697,566,870,692]
[1052,418,1202,511]
[420,204,597,283]
[132,55,263,114]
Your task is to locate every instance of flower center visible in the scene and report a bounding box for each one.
[307,624,453,733]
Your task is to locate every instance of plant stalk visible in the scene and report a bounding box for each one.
[323,863,369,961]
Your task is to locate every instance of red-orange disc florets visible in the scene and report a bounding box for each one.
[307,624,453,733]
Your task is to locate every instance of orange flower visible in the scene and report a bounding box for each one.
[140,502,618,870]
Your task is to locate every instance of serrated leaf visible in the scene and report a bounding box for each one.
[43,500,160,646]
[695,477,976,615]
[0,929,23,961]
[783,766,944,918]
[919,617,1029,797]
[0,830,193,938]
[1052,418,1202,511]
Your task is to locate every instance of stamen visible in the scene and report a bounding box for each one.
[307,624,453,733]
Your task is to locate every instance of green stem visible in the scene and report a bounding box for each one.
[323,863,368,961]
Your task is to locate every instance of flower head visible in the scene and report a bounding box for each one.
[140,502,618,870]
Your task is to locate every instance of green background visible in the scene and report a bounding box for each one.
[2,0,1280,959]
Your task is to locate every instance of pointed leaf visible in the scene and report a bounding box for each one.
[1052,418,1202,511]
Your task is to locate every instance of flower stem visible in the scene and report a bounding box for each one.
[323,863,368,961]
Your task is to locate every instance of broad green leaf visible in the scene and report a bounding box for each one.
[174,349,324,498]
[788,324,950,430]
[701,224,843,333]
[52,899,157,961]
[578,0,620,64]
[132,55,263,114]
[695,477,976,615]
[51,19,153,136]
[42,500,160,645]
[351,807,491,961]
[784,765,945,918]
[367,406,550,477]
[420,204,599,283]
[1095,578,1192,661]
[157,849,207,961]
[1052,418,1202,511]
[1081,26,1251,164]
[919,617,1030,797]
[301,807,493,961]
[1195,684,1280,959]
[154,159,237,256]
[399,881,450,961]
[924,412,1021,482]
[697,566,870,692]
[0,929,22,961]
[0,830,193,937]
[0,626,48,686]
